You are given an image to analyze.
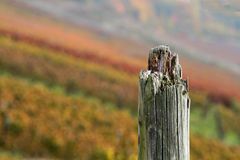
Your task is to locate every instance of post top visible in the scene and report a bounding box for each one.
[140,45,189,93]
[148,45,182,81]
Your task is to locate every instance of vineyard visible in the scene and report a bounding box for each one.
[0,1,240,160]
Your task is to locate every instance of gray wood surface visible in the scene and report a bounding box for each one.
[138,45,190,160]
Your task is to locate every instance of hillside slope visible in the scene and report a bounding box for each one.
[0,1,240,160]
[0,3,240,102]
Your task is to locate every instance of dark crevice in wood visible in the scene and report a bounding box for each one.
[154,94,158,160]
[176,87,180,160]
[161,91,164,160]
[166,88,169,159]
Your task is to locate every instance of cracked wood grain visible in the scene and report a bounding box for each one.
[138,45,190,160]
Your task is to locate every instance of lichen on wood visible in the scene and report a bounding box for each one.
[138,45,190,160]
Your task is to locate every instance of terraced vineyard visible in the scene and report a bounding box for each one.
[0,74,240,160]
[0,75,138,160]
[0,1,240,160]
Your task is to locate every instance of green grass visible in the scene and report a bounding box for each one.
[224,131,240,146]
[190,107,219,139]
[0,150,22,160]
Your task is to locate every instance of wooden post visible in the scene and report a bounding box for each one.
[138,45,190,160]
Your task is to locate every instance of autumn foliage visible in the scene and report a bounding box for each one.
[0,4,239,160]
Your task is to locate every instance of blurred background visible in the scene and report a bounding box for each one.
[0,0,239,159]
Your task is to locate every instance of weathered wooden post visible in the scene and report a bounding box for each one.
[138,45,190,160]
